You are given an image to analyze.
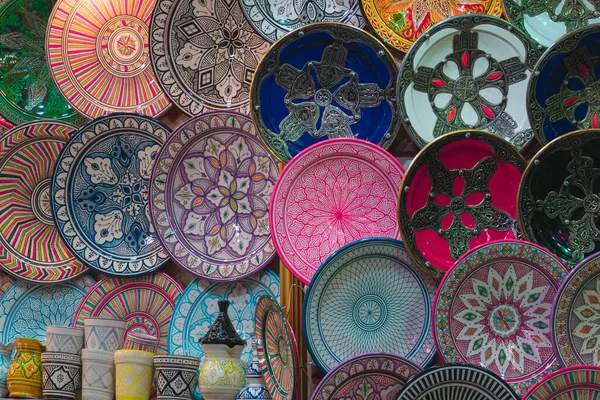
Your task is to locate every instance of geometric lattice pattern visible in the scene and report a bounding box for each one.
[156,369,197,397]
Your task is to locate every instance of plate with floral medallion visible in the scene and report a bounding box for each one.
[51,114,172,276]
[150,0,269,116]
[0,121,88,283]
[270,138,404,284]
[433,240,569,395]
[249,22,400,163]
[46,0,170,119]
[312,352,422,400]
[398,14,541,150]
[71,272,182,354]
[398,130,526,277]
[149,111,278,281]
[522,366,600,399]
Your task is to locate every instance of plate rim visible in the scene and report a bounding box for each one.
[522,365,600,400]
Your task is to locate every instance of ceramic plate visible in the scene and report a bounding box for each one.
[150,0,269,115]
[270,138,404,284]
[303,238,438,372]
[527,26,600,144]
[434,240,568,395]
[71,272,182,354]
[46,0,170,119]
[398,130,526,276]
[523,366,600,399]
[312,352,421,399]
[396,364,520,400]
[0,275,95,345]
[249,22,399,162]
[149,111,278,281]
[51,113,171,276]
[0,121,87,283]
[398,15,540,150]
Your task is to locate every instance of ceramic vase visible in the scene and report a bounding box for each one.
[154,355,199,400]
[41,352,81,400]
[115,349,154,400]
[7,338,43,398]
[84,317,126,353]
[82,348,115,400]
[0,342,15,397]
[46,326,84,355]
[125,332,159,354]
[237,336,272,400]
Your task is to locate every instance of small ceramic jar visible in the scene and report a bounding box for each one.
[125,332,159,353]
[41,352,81,400]
[237,336,272,400]
[84,317,126,352]
[0,342,15,397]
[154,355,200,400]
[46,326,84,355]
[7,338,44,398]
[115,349,154,400]
[81,348,115,400]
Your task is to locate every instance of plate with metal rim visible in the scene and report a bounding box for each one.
[46,0,170,119]
[0,121,88,283]
[51,113,172,276]
[270,138,404,285]
[150,0,269,116]
[312,352,422,400]
[71,272,183,355]
[0,275,95,345]
[397,14,541,150]
[249,22,400,163]
[527,25,600,145]
[398,130,526,276]
[149,111,278,282]
[433,239,568,396]
[522,366,600,400]
[303,238,438,372]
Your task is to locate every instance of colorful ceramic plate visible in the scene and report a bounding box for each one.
[249,22,399,162]
[51,114,171,276]
[398,15,541,150]
[312,352,422,399]
[522,366,600,399]
[527,26,600,144]
[398,130,526,276]
[255,295,296,400]
[46,0,170,119]
[361,0,503,53]
[71,272,182,354]
[149,112,278,281]
[303,238,438,372]
[150,0,269,115]
[0,121,87,283]
[434,240,568,395]
[0,275,95,345]
[270,138,404,284]
[396,364,520,400]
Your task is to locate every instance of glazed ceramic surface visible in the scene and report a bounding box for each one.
[51,114,172,276]
[46,0,170,118]
[398,15,540,150]
[270,138,404,284]
[198,345,245,400]
[115,350,154,400]
[46,326,84,354]
[72,273,183,355]
[249,23,399,162]
[81,349,115,400]
[154,355,199,400]
[41,352,81,400]
[7,338,44,399]
[522,366,600,399]
[0,121,87,283]
[434,240,568,395]
[0,342,14,397]
[149,112,278,281]
[84,318,126,353]
[237,335,272,400]
[527,26,600,144]
[303,238,438,371]
[398,130,526,275]
[124,332,158,353]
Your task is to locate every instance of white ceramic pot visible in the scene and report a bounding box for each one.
[46,326,84,355]
[198,344,245,400]
[41,352,81,400]
[84,317,126,352]
[154,355,199,400]
[81,348,115,400]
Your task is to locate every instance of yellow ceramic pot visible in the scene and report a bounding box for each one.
[115,349,154,400]
[198,344,245,400]
[7,338,44,398]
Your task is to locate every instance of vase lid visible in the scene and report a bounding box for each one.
[200,300,246,347]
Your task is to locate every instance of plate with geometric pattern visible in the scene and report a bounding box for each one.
[302,238,438,372]
[522,366,600,400]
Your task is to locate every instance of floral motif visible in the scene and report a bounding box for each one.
[572,280,600,364]
[112,172,148,218]
[93,210,124,245]
[84,157,119,185]
[138,144,160,180]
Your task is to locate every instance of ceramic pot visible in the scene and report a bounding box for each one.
[7,338,43,398]
[41,352,81,400]
[125,332,159,354]
[81,348,115,400]
[154,355,199,400]
[46,326,84,355]
[237,336,271,400]
[115,349,154,400]
[0,342,15,397]
[84,317,126,353]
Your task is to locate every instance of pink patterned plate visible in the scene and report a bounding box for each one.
[433,240,569,395]
[522,366,600,400]
[269,138,405,284]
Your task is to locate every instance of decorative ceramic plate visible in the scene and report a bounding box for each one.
[523,366,600,399]
[398,15,541,150]
[303,238,438,372]
[434,240,568,395]
[361,0,503,53]
[395,364,520,400]
[0,272,14,297]
[71,272,182,354]
[149,111,278,281]
[312,352,422,399]
[527,26,600,144]
[46,0,170,119]
[150,0,269,115]
[249,22,399,162]
[0,121,88,283]
[270,138,404,284]
[0,275,95,345]
[398,130,526,276]
[51,114,172,276]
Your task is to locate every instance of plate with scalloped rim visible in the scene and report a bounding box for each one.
[522,366,600,400]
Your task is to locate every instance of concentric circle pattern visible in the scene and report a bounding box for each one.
[522,366,600,400]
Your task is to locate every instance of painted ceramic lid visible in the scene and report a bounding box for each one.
[522,366,600,400]
[200,300,246,347]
